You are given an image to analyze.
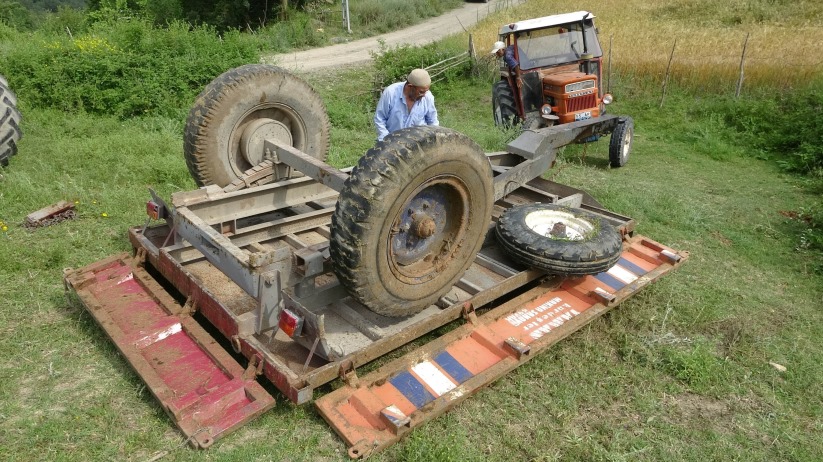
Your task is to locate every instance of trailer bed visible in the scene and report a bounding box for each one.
[64,174,686,454]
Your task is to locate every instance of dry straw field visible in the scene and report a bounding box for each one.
[472,0,823,93]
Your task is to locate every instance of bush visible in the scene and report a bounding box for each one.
[691,85,823,264]
[0,0,35,31]
[371,41,471,88]
[2,19,258,118]
[720,83,823,176]
[258,9,326,52]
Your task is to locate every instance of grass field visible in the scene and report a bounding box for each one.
[1,1,822,461]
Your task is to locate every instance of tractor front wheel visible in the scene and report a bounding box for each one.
[608,117,634,168]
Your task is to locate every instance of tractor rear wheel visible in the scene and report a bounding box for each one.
[184,64,331,187]
[0,75,22,167]
[331,126,494,317]
[608,116,634,168]
[492,81,518,128]
[495,203,623,276]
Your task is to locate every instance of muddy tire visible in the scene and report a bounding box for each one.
[492,80,518,127]
[184,64,331,187]
[331,126,494,317]
[495,203,622,276]
[0,75,23,167]
[608,116,633,168]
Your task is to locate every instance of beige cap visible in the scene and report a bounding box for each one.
[491,41,506,54]
[407,68,431,87]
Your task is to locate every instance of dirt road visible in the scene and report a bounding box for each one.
[263,0,522,73]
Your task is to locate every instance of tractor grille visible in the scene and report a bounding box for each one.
[566,93,597,112]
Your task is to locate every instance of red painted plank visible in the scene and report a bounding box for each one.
[65,253,276,448]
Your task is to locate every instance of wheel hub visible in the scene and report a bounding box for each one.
[412,213,436,238]
[389,178,469,277]
[240,118,293,166]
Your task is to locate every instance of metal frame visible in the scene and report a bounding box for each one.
[65,120,683,451]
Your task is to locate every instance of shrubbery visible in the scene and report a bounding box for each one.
[2,20,258,118]
[371,41,472,87]
[685,85,823,258]
[721,84,823,177]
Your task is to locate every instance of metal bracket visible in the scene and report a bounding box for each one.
[293,247,325,277]
[461,302,478,326]
[230,335,242,354]
[660,249,682,264]
[183,296,198,315]
[132,247,147,270]
[339,359,360,388]
[503,337,531,359]
[256,270,282,334]
[590,287,616,305]
[380,405,411,434]
[242,354,264,380]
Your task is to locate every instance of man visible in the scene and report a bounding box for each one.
[374,68,439,142]
[491,40,518,72]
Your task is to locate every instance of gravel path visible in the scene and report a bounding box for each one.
[263,0,523,73]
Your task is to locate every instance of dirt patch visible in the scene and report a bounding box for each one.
[665,392,730,422]
[710,230,733,246]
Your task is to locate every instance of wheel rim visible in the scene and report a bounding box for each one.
[621,126,633,162]
[228,104,308,177]
[524,209,594,241]
[388,175,471,283]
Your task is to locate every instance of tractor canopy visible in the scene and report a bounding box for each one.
[498,11,603,71]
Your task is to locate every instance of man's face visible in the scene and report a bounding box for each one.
[496,48,504,57]
[407,84,430,102]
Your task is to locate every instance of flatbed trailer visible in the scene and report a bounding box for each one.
[63,64,686,458]
[64,160,685,456]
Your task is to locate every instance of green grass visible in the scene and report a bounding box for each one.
[2,44,823,462]
[1,68,821,462]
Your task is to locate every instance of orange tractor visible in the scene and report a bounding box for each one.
[492,11,634,167]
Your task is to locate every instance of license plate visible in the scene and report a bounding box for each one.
[574,111,592,121]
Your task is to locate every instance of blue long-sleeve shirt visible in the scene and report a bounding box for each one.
[503,45,519,70]
[374,81,439,142]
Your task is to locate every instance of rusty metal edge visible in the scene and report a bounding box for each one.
[316,239,687,458]
[64,253,277,448]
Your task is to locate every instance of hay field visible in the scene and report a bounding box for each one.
[470,0,823,92]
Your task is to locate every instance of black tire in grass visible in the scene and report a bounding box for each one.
[331,126,494,317]
[609,116,634,168]
[0,75,23,167]
[492,80,518,128]
[495,203,623,276]
[184,64,331,187]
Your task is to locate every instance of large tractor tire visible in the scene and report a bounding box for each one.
[608,116,634,168]
[495,203,623,276]
[184,64,331,187]
[0,75,23,167]
[492,80,518,128]
[331,126,494,317]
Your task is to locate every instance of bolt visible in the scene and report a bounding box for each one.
[416,218,436,238]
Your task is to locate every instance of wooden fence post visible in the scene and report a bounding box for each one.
[660,39,677,109]
[607,34,613,94]
[735,33,750,98]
